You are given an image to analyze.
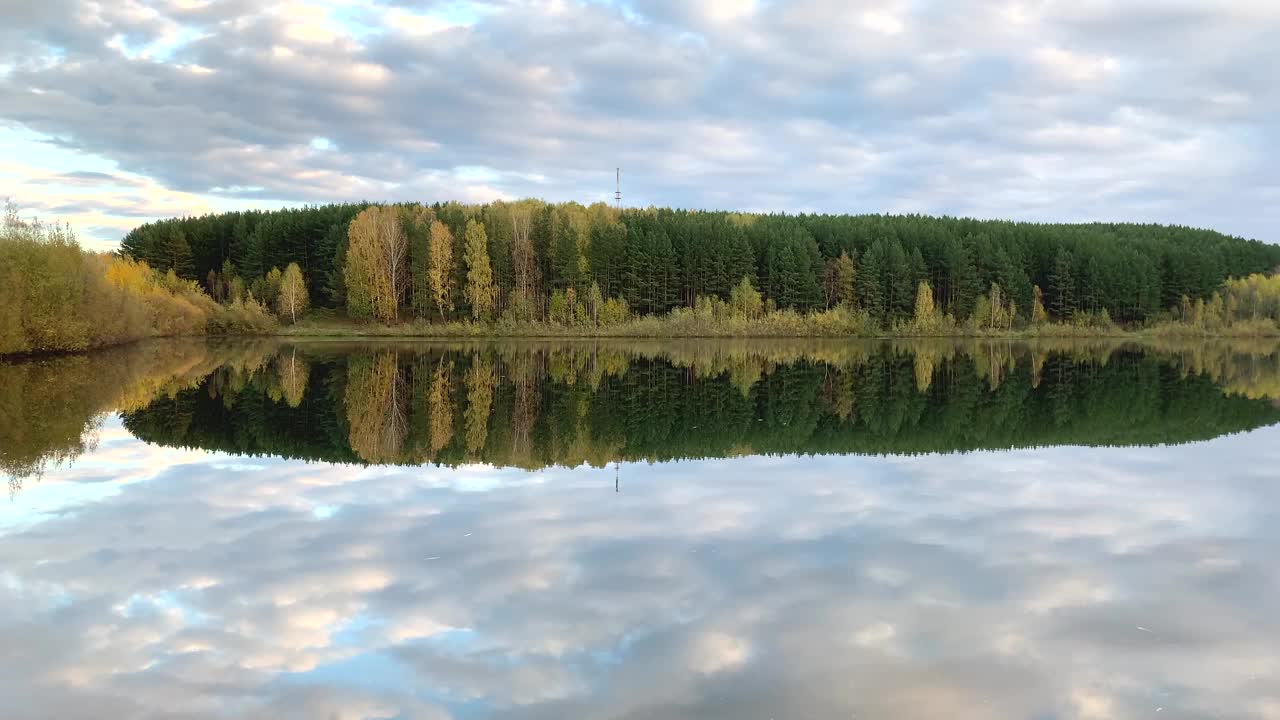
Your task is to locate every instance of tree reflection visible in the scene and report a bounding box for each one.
[465,354,495,454]
[272,347,309,408]
[346,351,408,464]
[143,338,1280,468]
[7,337,1280,494]
[0,339,262,494]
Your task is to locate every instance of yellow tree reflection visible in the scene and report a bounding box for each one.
[346,351,407,463]
[464,355,495,455]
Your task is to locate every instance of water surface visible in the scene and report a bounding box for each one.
[2,338,1278,719]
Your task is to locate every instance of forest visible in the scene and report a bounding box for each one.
[5,197,1280,357]
[119,200,1280,333]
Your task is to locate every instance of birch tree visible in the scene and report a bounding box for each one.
[345,206,407,322]
[277,262,309,324]
[509,202,541,320]
[428,221,454,321]
[464,219,495,321]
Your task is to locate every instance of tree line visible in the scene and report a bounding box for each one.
[120,200,1280,329]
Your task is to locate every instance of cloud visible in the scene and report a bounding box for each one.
[1,154,228,250]
[0,0,1277,246]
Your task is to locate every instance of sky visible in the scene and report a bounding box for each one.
[2,0,1279,250]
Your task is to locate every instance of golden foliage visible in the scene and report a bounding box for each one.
[345,206,407,322]
[1,202,276,356]
[428,221,455,321]
[1032,285,1049,326]
[277,262,310,324]
[464,219,496,321]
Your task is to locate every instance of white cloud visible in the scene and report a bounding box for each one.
[687,0,757,25]
[0,0,1276,245]
[688,631,752,674]
[1033,46,1119,85]
[861,9,904,35]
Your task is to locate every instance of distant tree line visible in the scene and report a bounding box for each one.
[120,201,1280,329]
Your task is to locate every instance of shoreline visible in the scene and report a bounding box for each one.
[7,323,1280,361]
[269,317,1278,342]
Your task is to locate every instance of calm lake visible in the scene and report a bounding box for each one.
[2,338,1278,719]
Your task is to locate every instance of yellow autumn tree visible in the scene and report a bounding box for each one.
[1032,285,1049,326]
[913,280,939,330]
[1,201,227,354]
[428,221,454,321]
[345,206,406,322]
[276,262,309,324]
[463,219,495,321]
[729,276,763,319]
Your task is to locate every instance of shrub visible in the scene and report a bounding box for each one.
[0,201,277,356]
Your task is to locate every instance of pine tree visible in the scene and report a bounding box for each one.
[405,206,434,320]
[160,229,195,278]
[589,219,625,298]
[552,219,581,291]
[1049,249,1076,320]
[859,240,887,323]
[833,251,856,308]
[886,239,913,322]
[652,229,677,313]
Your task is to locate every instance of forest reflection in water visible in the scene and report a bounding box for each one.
[3,338,1280,719]
[5,336,1280,490]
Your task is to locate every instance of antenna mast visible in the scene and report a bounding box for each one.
[615,168,622,209]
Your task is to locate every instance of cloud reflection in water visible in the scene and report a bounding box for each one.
[2,418,1278,719]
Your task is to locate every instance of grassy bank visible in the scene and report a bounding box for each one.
[276,308,1280,340]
